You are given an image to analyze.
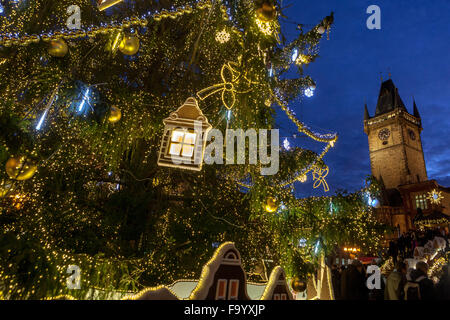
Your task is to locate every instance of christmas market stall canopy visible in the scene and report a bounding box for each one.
[47,243,299,300]
[413,210,450,229]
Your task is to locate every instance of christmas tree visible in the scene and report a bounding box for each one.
[0,0,384,299]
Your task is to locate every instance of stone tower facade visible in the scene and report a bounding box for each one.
[364,79,428,189]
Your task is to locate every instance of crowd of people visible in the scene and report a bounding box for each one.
[331,258,450,300]
[331,227,450,300]
[387,228,448,264]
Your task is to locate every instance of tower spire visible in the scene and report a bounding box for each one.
[364,103,370,121]
[413,98,421,119]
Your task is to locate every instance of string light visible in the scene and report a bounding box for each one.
[78,88,90,113]
[0,1,214,47]
[35,109,49,131]
[226,109,232,121]
[291,48,299,63]
[283,138,290,150]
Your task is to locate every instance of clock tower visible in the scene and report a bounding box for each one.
[364,79,428,189]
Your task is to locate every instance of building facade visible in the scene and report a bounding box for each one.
[364,79,450,235]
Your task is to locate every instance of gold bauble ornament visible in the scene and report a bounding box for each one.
[265,196,278,213]
[119,35,140,55]
[256,2,277,22]
[48,39,68,58]
[5,156,37,181]
[108,106,122,123]
[291,277,307,293]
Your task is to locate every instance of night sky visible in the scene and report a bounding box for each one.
[278,0,450,197]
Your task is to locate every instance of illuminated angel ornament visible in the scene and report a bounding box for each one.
[157,97,212,171]
[196,62,254,110]
[215,29,230,43]
[427,189,443,205]
[312,166,330,192]
[97,0,123,11]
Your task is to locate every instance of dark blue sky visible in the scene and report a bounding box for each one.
[278,0,450,197]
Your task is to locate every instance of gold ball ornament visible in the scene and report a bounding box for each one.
[119,35,140,55]
[256,2,277,22]
[5,156,37,181]
[317,26,326,34]
[265,196,279,213]
[48,39,68,58]
[291,277,307,293]
[108,106,122,123]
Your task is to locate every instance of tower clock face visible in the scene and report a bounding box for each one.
[408,129,416,140]
[378,128,390,141]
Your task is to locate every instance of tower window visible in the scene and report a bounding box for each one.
[415,194,428,210]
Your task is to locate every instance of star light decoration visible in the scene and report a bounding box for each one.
[427,189,443,205]
[304,86,315,98]
[215,29,230,43]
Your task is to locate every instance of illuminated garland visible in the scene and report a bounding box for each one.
[415,217,449,229]
[43,294,76,300]
[0,0,215,47]
[428,256,448,280]
[235,92,337,190]
[273,93,338,144]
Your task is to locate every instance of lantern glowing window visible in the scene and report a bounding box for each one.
[158,97,212,171]
[169,130,197,158]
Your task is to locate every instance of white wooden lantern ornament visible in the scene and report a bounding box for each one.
[157,97,212,171]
